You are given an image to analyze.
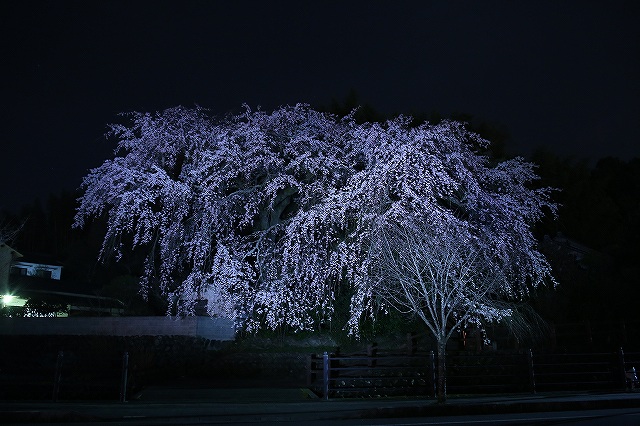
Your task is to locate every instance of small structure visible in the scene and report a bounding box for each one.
[10,252,63,280]
[2,249,124,317]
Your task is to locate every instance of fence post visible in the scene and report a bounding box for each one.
[618,347,626,390]
[407,332,417,356]
[52,350,64,402]
[322,351,329,400]
[307,354,315,387]
[367,342,377,367]
[429,350,436,398]
[585,321,593,350]
[527,349,536,394]
[120,351,129,403]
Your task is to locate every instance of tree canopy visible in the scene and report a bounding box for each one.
[75,105,556,334]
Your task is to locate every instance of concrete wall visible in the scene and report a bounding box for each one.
[0,316,235,341]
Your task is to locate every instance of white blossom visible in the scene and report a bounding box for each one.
[75,105,556,334]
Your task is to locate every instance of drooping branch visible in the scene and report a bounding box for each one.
[74,104,556,335]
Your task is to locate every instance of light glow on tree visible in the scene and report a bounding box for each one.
[74,105,556,344]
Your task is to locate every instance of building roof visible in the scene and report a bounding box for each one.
[6,275,125,312]
[15,251,63,267]
[0,243,23,259]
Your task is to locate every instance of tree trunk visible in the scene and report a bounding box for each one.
[436,339,447,403]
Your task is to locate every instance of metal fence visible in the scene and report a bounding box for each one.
[446,351,532,394]
[309,347,640,399]
[309,351,435,398]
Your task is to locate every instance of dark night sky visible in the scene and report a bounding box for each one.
[1,0,639,213]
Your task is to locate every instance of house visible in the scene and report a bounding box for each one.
[10,252,63,280]
[1,248,123,317]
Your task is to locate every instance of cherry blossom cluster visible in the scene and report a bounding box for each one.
[75,105,556,334]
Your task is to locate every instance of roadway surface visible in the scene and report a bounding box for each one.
[2,384,639,425]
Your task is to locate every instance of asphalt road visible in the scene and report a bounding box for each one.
[4,407,640,425]
[348,408,640,426]
[2,388,640,425]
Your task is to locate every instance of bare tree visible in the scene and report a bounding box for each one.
[368,218,515,403]
[0,219,21,245]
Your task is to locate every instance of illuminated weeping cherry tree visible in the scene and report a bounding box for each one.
[75,105,556,374]
[74,105,359,328]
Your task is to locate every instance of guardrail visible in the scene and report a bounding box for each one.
[309,351,435,399]
[446,351,532,394]
[309,347,640,399]
[532,352,618,392]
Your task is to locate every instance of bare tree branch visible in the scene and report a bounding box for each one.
[367,217,515,402]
